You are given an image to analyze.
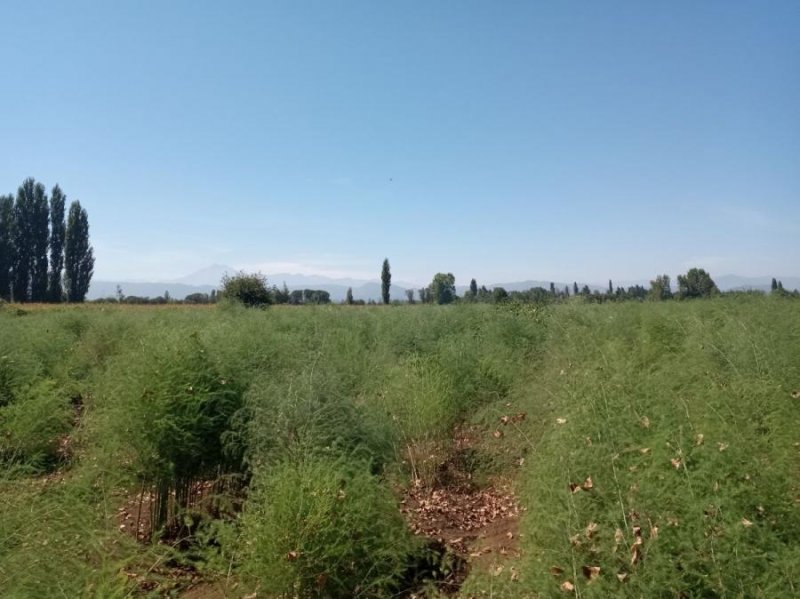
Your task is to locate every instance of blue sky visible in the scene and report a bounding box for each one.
[1,1,798,285]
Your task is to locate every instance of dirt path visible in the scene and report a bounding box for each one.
[399,424,525,594]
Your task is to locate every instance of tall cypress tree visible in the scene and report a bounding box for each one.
[0,194,13,301]
[11,179,36,301]
[381,258,391,304]
[30,181,49,301]
[64,200,94,302]
[48,185,67,302]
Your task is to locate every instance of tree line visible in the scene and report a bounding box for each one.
[369,264,798,306]
[219,263,797,309]
[0,178,94,303]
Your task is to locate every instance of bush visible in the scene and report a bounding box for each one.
[99,330,243,537]
[0,380,72,470]
[243,372,391,471]
[220,271,272,307]
[240,456,416,597]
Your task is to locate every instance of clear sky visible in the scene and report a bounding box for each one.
[1,1,798,285]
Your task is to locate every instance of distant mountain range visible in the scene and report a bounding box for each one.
[88,266,800,302]
[90,265,416,303]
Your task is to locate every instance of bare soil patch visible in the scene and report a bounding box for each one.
[400,425,524,594]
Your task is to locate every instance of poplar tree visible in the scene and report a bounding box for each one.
[30,181,49,301]
[64,201,94,302]
[48,185,66,302]
[11,179,36,301]
[381,258,391,304]
[346,287,354,305]
[0,195,13,301]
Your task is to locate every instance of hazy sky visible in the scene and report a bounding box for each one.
[1,1,798,285]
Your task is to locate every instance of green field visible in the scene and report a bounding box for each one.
[1,297,798,598]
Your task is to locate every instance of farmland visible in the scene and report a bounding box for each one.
[1,296,798,597]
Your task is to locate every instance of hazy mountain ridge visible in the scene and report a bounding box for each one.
[89,268,800,302]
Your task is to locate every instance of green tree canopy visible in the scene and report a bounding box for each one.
[648,274,673,301]
[677,268,718,299]
[0,195,12,301]
[30,182,49,302]
[64,200,94,302]
[220,271,272,307]
[48,185,66,302]
[492,286,508,303]
[381,258,391,304]
[429,272,456,305]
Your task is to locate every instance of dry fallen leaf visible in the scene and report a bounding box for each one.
[617,572,629,582]
[582,477,594,491]
[585,522,599,538]
[556,418,568,425]
[613,528,624,551]
[500,416,510,425]
[741,518,753,528]
[641,416,651,429]
[650,525,659,540]
[493,430,504,439]
[695,433,705,446]
[582,565,601,581]
[630,543,643,566]
[549,566,565,577]
[640,447,651,455]
[569,482,582,494]
[492,565,504,577]
[560,580,575,592]
[791,390,800,399]
[316,573,328,590]
[718,442,729,452]
[671,457,682,469]
[287,550,299,561]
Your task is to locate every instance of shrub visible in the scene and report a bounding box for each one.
[242,372,391,471]
[0,380,72,470]
[99,330,243,537]
[220,271,272,307]
[240,455,416,597]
